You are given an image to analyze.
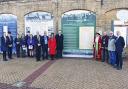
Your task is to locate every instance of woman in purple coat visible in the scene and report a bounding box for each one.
[27,34,35,57]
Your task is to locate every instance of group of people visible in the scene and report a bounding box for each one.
[94,31,125,70]
[1,30,125,70]
[1,31,64,61]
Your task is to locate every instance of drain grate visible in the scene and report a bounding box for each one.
[12,81,27,87]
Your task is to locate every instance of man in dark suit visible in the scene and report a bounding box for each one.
[34,32,42,61]
[1,32,8,61]
[115,31,125,70]
[25,31,30,57]
[21,33,27,57]
[55,30,64,58]
[101,32,109,62]
[14,34,21,58]
[7,31,13,59]
[41,31,49,60]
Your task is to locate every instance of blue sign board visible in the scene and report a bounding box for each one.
[0,14,17,52]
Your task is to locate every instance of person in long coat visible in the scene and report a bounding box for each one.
[7,31,13,59]
[41,31,49,60]
[94,33,102,61]
[101,32,109,62]
[55,30,64,59]
[27,34,35,57]
[14,34,21,58]
[1,32,8,61]
[115,31,125,70]
[25,31,30,57]
[21,33,27,57]
[34,32,42,61]
[48,33,56,60]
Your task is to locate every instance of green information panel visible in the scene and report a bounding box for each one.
[61,10,96,58]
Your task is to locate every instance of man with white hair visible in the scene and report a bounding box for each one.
[108,31,116,67]
[41,31,49,60]
[115,31,125,70]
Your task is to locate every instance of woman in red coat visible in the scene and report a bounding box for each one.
[48,33,56,60]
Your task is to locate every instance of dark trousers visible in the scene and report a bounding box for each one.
[21,45,27,57]
[56,50,63,58]
[42,45,48,59]
[3,51,7,61]
[27,45,29,57]
[21,48,26,57]
[16,45,20,57]
[8,47,12,59]
[108,51,116,65]
[116,52,123,69]
[50,54,55,60]
[36,46,41,61]
[102,48,108,62]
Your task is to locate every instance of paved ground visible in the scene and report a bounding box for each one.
[0,55,128,89]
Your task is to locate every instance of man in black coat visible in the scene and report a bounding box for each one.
[55,30,64,58]
[25,31,30,57]
[14,34,21,58]
[34,32,42,61]
[1,32,8,61]
[41,31,49,60]
[101,32,109,62]
[7,31,13,59]
[115,31,125,70]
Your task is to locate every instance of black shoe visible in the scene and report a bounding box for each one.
[36,60,40,62]
[117,67,121,70]
[113,65,117,68]
[3,59,8,61]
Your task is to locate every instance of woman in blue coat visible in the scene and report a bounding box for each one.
[1,32,8,61]
[27,34,35,57]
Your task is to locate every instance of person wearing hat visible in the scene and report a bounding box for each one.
[1,32,8,61]
[7,31,13,59]
[94,32,102,61]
